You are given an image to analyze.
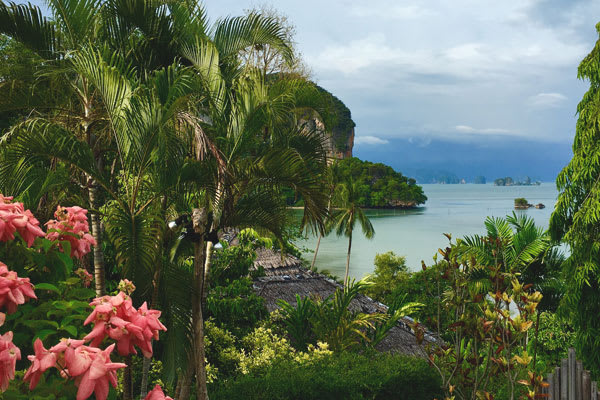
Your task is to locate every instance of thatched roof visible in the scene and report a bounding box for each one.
[253,267,436,358]
[253,247,304,276]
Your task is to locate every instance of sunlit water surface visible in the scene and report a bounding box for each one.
[296,183,559,280]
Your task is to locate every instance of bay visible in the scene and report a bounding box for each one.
[298,183,559,280]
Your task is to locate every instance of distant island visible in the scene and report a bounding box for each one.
[474,176,486,184]
[494,176,541,186]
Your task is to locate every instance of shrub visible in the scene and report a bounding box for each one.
[209,352,442,400]
[364,251,409,302]
[514,197,529,207]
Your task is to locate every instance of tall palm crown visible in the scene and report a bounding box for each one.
[330,178,375,286]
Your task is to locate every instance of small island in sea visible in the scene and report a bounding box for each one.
[334,158,427,208]
[494,176,541,186]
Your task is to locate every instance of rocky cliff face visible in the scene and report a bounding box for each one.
[306,118,354,160]
[313,84,355,160]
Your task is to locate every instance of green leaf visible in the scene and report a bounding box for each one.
[60,325,77,336]
[23,320,59,330]
[34,283,60,294]
[65,277,80,285]
[34,329,56,341]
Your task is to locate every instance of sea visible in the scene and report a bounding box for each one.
[297,183,559,280]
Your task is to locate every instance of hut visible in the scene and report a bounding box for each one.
[252,249,436,357]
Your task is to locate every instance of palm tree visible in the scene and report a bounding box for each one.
[460,212,550,276]
[330,179,374,286]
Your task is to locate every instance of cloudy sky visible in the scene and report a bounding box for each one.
[29,0,600,179]
[206,0,600,180]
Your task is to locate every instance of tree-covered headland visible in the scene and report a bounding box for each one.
[332,157,427,208]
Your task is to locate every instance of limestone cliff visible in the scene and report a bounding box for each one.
[313,84,356,160]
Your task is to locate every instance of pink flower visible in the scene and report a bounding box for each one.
[0,261,37,314]
[145,384,174,400]
[46,206,96,259]
[70,344,126,400]
[25,339,126,400]
[83,292,166,357]
[24,338,57,390]
[0,194,45,247]
[0,331,20,392]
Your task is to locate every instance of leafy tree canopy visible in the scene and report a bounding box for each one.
[332,157,427,208]
[550,21,600,377]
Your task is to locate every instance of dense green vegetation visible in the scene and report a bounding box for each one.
[550,21,600,378]
[209,352,443,400]
[332,157,427,208]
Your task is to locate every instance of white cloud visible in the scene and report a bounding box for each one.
[354,135,390,145]
[528,93,568,108]
[349,4,431,20]
[455,125,515,135]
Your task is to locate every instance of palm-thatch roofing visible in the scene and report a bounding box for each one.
[251,248,437,358]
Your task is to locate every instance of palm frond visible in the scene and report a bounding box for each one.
[212,12,293,65]
[0,1,57,57]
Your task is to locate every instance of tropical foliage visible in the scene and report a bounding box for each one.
[550,21,600,378]
[332,157,427,207]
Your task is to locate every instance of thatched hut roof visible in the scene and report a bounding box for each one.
[253,247,304,276]
[253,268,436,358]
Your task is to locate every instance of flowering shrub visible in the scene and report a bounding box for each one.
[45,206,96,259]
[0,196,173,399]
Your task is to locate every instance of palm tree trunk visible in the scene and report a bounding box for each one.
[202,241,214,301]
[345,233,352,287]
[88,185,105,296]
[192,208,209,400]
[177,363,194,400]
[311,234,322,269]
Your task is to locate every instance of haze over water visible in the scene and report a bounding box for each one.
[300,183,559,280]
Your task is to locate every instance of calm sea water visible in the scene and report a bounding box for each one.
[297,183,559,280]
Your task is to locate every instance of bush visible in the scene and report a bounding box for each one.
[514,197,529,206]
[364,251,409,302]
[209,352,442,400]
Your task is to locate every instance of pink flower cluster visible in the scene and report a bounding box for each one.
[24,338,126,400]
[145,384,173,400]
[0,332,20,392]
[0,261,36,314]
[46,206,96,259]
[0,194,45,247]
[84,291,166,357]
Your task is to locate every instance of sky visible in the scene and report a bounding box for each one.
[30,0,600,181]
[202,0,600,181]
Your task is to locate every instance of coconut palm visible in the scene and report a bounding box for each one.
[330,178,375,286]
